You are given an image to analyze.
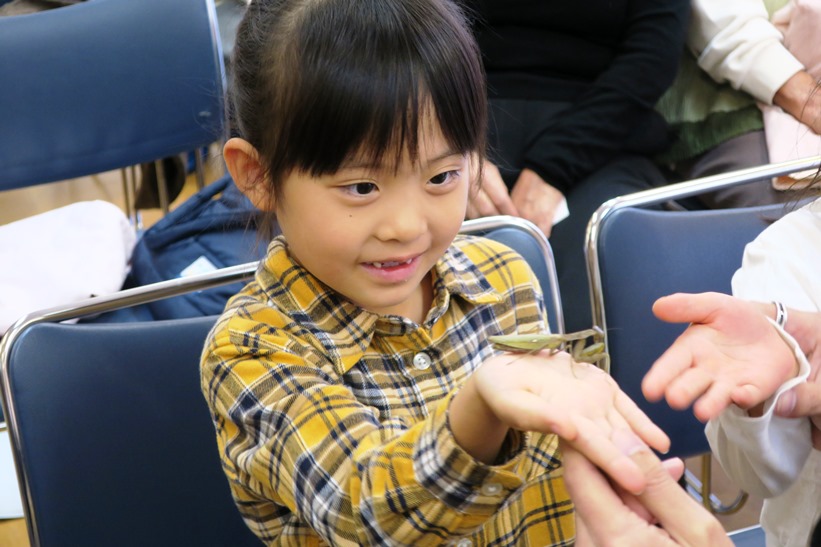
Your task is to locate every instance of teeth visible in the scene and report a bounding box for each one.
[371,259,413,268]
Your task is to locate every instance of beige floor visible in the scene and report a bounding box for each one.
[687,454,763,533]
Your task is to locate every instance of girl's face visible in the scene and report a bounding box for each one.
[275,120,470,323]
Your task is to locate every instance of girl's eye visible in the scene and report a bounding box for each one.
[430,170,459,185]
[343,182,377,196]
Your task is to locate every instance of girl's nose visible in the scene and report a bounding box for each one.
[376,198,427,242]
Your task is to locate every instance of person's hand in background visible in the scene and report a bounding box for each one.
[466,160,519,219]
[510,168,565,236]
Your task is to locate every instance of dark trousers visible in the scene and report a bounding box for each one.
[664,130,792,209]
[488,98,667,332]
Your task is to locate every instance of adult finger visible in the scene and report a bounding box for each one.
[812,423,821,450]
[615,457,685,524]
[481,170,519,216]
[465,201,478,219]
[776,383,821,418]
[469,188,502,218]
[631,448,732,546]
[562,442,675,546]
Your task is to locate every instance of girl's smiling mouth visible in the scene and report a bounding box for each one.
[362,255,421,282]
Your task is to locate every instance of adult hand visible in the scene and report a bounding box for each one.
[564,440,731,546]
[774,308,821,446]
[466,160,519,219]
[510,168,565,237]
[468,350,669,495]
[643,292,797,422]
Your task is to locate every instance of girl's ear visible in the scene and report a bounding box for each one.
[223,137,276,211]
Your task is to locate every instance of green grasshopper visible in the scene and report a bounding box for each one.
[488,327,610,371]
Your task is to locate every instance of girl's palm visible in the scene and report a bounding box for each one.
[476,351,669,494]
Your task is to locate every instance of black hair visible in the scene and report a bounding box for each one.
[229,0,487,231]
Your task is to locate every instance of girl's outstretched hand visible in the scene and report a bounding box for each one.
[470,350,669,495]
[643,292,798,422]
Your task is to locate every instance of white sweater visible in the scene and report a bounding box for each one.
[688,0,803,103]
[707,198,821,547]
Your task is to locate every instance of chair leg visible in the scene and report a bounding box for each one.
[155,159,171,214]
[120,165,143,231]
[683,453,749,515]
[194,147,206,190]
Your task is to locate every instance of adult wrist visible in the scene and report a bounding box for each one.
[773,71,821,131]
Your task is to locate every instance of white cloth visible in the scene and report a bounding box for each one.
[0,429,23,519]
[707,197,821,547]
[688,0,803,104]
[0,200,136,334]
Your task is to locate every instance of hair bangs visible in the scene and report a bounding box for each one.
[273,0,486,179]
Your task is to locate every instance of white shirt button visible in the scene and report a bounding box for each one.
[481,482,503,496]
[412,352,432,370]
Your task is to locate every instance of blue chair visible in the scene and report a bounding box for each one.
[461,215,564,334]
[0,215,560,547]
[0,0,226,216]
[585,155,820,519]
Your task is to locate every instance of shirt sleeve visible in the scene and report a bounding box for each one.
[706,202,821,498]
[201,307,529,545]
[523,0,689,192]
[688,0,803,103]
[705,319,812,498]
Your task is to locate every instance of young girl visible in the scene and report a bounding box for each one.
[200,0,672,544]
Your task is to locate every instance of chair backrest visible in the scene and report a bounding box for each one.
[0,0,225,191]
[0,215,559,547]
[461,215,564,334]
[2,317,261,547]
[585,156,821,459]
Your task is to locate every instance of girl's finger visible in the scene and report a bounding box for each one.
[569,421,650,495]
[664,365,715,411]
[613,390,670,454]
[643,339,696,402]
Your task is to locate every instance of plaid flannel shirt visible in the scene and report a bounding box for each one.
[201,234,575,546]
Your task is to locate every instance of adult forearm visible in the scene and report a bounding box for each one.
[774,70,821,135]
[689,0,803,103]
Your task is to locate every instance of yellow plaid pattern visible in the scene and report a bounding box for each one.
[201,234,575,546]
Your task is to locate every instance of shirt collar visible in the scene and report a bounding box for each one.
[259,236,503,375]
